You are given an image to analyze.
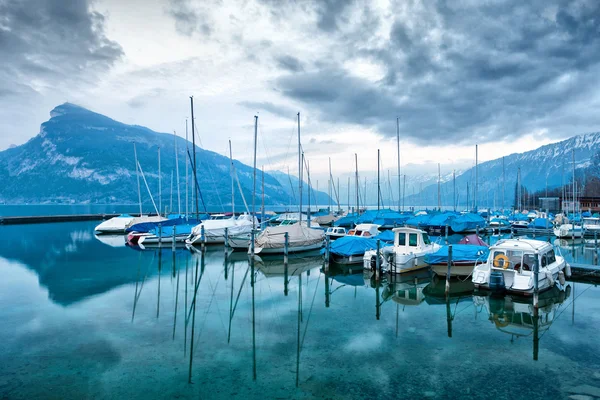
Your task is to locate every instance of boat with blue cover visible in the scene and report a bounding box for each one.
[450,213,486,233]
[327,236,391,265]
[426,244,489,277]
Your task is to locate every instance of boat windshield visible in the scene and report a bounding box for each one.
[492,249,536,271]
[422,233,431,245]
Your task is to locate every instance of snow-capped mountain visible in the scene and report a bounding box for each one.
[408,132,600,208]
[0,103,332,209]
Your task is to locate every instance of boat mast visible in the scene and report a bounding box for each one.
[475,144,478,213]
[185,119,189,218]
[518,167,522,211]
[397,117,401,211]
[355,153,359,214]
[174,131,181,215]
[453,169,456,212]
[328,157,332,213]
[261,166,265,227]
[347,176,350,213]
[502,156,505,212]
[158,146,162,216]
[377,149,381,211]
[297,112,302,225]
[572,148,575,217]
[403,174,406,211]
[253,116,258,231]
[306,155,311,222]
[437,163,441,211]
[190,96,199,218]
[337,177,340,213]
[134,143,142,216]
[229,139,235,217]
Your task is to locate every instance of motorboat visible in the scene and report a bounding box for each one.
[583,217,600,236]
[346,223,380,237]
[472,238,571,295]
[325,226,347,240]
[553,223,583,239]
[94,214,135,234]
[363,227,441,274]
[328,236,389,265]
[427,244,489,277]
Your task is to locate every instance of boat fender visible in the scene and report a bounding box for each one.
[565,263,572,278]
[546,271,555,287]
[558,271,566,286]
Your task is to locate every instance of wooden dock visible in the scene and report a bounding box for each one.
[569,262,600,284]
[0,214,123,225]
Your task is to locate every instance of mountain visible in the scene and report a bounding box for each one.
[0,103,333,210]
[407,132,600,209]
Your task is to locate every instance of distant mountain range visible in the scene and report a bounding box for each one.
[0,103,333,210]
[408,132,600,208]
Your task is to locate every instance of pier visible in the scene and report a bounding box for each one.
[0,213,130,225]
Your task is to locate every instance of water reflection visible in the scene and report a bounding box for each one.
[474,286,571,360]
[2,221,600,398]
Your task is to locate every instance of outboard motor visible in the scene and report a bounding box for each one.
[370,254,384,271]
[488,270,506,293]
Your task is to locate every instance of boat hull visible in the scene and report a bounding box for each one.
[431,263,477,277]
[254,242,323,254]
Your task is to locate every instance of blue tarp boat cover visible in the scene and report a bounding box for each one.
[425,212,457,227]
[511,214,529,222]
[126,217,203,233]
[374,230,395,243]
[529,218,552,229]
[372,211,411,227]
[490,218,511,227]
[450,213,486,232]
[356,209,396,224]
[405,214,432,227]
[334,213,359,227]
[150,224,195,236]
[325,236,391,257]
[425,244,489,265]
[582,211,592,217]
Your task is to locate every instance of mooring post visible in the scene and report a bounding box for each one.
[284,232,289,296]
[325,235,330,270]
[158,222,162,248]
[376,239,381,281]
[445,244,453,297]
[224,227,229,252]
[533,251,539,309]
[172,225,176,252]
[510,226,514,238]
[445,224,448,243]
[476,225,479,237]
[532,225,536,239]
[201,224,205,252]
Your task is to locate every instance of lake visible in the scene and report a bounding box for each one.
[1,221,599,399]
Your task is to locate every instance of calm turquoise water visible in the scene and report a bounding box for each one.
[1,222,600,399]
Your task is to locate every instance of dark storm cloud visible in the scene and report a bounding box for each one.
[0,0,123,94]
[272,0,600,144]
[275,55,304,72]
[167,0,214,37]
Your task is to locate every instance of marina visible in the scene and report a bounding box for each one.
[1,219,600,399]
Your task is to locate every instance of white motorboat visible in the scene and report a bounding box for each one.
[325,226,347,240]
[472,238,570,295]
[583,217,600,236]
[553,223,583,238]
[363,227,441,274]
[347,223,380,237]
[94,214,135,234]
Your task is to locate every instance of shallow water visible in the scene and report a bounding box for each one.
[1,222,599,399]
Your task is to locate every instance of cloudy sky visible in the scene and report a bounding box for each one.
[2,0,600,185]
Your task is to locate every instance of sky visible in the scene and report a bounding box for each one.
[2,0,600,187]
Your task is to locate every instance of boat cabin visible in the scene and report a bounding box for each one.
[347,223,380,237]
[489,240,556,273]
[325,227,347,237]
[392,227,432,250]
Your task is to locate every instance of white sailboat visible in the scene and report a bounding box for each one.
[252,112,324,254]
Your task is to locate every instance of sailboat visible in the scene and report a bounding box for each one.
[95,144,166,234]
[252,113,324,254]
[186,139,257,245]
[554,149,583,238]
